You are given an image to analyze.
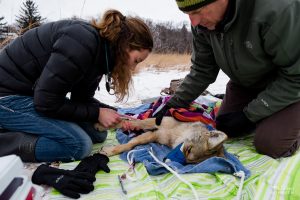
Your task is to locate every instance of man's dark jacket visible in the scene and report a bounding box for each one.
[168,0,300,122]
[0,20,111,122]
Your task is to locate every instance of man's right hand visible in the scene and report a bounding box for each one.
[153,104,170,125]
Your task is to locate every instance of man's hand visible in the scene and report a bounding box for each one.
[98,108,121,128]
[153,104,170,125]
[216,111,256,137]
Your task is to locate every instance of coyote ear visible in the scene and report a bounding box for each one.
[207,130,228,150]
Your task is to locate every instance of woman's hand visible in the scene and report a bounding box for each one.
[98,108,121,128]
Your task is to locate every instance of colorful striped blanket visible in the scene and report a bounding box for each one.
[136,96,221,128]
[51,132,300,200]
[49,96,300,199]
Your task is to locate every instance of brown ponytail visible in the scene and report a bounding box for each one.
[91,9,153,102]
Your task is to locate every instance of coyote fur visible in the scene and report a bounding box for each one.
[95,117,227,164]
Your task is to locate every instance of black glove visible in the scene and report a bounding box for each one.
[74,153,110,175]
[153,104,171,125]
[32,164,96,199]
[216,111,256,137]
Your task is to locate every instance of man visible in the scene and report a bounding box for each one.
[155,0,300,158]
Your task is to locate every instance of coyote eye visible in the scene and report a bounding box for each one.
[209,149,217,154]
[187,146,192,154]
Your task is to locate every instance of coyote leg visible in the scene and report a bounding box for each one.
[100,131,158,156]
[95,118,156,132]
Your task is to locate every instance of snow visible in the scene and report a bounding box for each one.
[95,68,229,108]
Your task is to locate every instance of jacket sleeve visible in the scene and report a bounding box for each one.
[168,27,219,108]
[70,76,117,110]
[33,24,100,122]
[244,2,300,122]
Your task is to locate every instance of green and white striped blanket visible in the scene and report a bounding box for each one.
[49,130,300,200]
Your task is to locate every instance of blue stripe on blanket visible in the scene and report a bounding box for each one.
[117,104,251,179]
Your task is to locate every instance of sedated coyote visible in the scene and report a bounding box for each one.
[95,117,227,164]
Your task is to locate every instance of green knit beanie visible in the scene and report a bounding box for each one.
[176,0,217,12]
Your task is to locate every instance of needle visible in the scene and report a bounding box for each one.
[118,175,127,195]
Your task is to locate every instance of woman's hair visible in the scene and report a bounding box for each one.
[91,9,153,101]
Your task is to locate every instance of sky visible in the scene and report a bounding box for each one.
[0,0,189,25]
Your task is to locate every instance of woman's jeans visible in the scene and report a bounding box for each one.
[0,95,107,162]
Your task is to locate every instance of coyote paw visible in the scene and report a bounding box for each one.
[98,146,116,157]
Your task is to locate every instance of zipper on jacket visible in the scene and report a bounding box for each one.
[227,38,238,70]
[219,33,239,82]
[219,33,234,77]
[220,33,224,48]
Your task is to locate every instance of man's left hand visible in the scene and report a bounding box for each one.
[153,104,170,125]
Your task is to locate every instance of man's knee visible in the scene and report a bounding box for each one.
[254,132,299,158]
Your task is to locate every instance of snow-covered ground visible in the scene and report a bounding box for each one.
[95,69,229,108]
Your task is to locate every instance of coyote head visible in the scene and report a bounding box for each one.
[182,124,227,163]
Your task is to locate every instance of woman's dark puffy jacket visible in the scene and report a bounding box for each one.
[0,20,111,122]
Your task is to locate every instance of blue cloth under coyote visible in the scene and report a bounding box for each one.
[117,103,251,178]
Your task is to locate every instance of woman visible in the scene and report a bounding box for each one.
[0,9,153,162]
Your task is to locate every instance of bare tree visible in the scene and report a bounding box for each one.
[0,16,7,43]
[145,19,192,54]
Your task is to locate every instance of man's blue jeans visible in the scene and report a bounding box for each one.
[0,95,107,162]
